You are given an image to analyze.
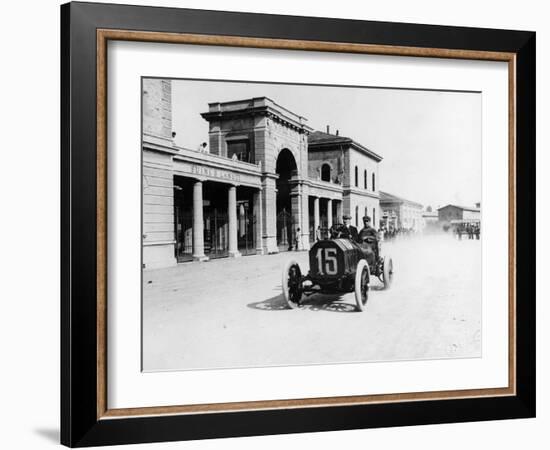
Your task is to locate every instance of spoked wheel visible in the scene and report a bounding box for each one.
[382,256,394,290]
[354,259,370,312]
[282,260,303,309]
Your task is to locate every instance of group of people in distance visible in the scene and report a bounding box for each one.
[382,227,414,240]
[455,223,480,240]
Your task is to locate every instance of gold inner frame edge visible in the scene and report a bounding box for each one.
[95,29,517,420]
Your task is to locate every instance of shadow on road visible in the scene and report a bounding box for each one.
[247,293,358,313]
[247,294,289,311]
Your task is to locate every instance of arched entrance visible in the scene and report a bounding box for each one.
[276,149,297,251]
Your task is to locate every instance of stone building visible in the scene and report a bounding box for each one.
[307,129,382,232]
[437,204,481,224]
[379,191,424,231]
[142,79,383,269]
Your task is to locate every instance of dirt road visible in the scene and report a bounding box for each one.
[142,233,481,371]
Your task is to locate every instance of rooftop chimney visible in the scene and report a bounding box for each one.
[326,125,330,134]
[336,129,339,136]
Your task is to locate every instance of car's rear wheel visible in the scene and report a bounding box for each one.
[282,260,303,309]
[382,256,393,289]
[354,259,369,312]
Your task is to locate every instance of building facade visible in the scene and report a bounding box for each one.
[142,79,382,269]
[307,130,382,232]
[379,191,424,232]
[437,204,481,224]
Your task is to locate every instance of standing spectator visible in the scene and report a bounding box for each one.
[315,226,322,242]
[294,227,301,251]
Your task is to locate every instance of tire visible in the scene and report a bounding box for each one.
[282,259,303,309]
[354,259,370,312]
[382,256,393,290]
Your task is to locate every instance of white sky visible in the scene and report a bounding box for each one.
[171,79,481,210]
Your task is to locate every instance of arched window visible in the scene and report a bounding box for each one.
[354,166,358,187]
[364,170,367,189]
[355,206,359,227]
[372,173,376,191]
[321,163,331,182]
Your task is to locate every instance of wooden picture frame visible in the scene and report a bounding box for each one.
[61,1,535,446]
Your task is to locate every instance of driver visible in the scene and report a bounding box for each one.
[358,215,379,259]
[335,214,359,241]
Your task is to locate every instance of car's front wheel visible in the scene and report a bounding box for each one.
[282,259,303,309]
[354,259,370,312]
[382,256,394,289]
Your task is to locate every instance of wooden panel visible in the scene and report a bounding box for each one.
[143,176,173,188]
[143,213,174,223]
[143,222,174,233]
[143,203,174,214]
[143,195,174,206]
[143,149,173,164]
[143,166,173,179]
[144,160,174,172]
[143,231,175,243]
[143,186,173,197]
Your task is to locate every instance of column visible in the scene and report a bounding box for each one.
[313,196,320,241]
[336,200,343,223]
[262,176,279,254]
[192,180,208,261]
[227,185,241,258]
[253,189,264,254]
[290,190,301,251]
[300,184,310,250]
[327,198,333,229]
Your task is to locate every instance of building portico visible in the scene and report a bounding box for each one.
[201,97,313,253]
[169,147,264,262]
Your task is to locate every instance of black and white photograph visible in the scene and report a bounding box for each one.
[142,78,482,372]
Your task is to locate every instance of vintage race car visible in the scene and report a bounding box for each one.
[282,237,394,312]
